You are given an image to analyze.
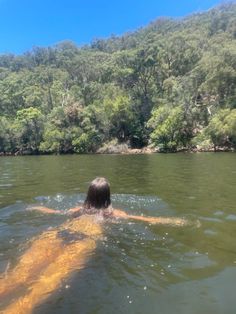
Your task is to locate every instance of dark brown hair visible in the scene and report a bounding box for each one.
[83,177,111,210]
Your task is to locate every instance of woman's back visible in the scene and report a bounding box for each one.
[61,214,104,237]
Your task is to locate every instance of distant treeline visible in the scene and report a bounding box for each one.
[0,3,236,154]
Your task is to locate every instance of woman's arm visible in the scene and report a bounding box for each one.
[113,209,187,226]
[27,205,61,214]
[27,205,82,216]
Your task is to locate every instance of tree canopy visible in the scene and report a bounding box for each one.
[0,3,236,154]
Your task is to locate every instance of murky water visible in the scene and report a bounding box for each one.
[0,153,236,314]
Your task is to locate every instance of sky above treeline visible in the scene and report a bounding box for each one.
[0,0,225,54]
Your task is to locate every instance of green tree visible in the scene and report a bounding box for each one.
[13,107,44,153]
[148,106,191,151]
[206,109,236,148]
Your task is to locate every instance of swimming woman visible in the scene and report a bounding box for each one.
[0,177,187,314]
[29,177,186,225]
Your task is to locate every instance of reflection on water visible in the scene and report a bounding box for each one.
[0,154,236,313]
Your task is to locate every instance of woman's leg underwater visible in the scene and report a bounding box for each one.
[0,230,63,300]
[3,237,96,314]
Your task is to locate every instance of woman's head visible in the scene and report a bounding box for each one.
[84,177,111,210]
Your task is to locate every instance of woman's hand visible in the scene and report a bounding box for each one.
[27,205,61,214]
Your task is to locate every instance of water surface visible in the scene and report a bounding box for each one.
[0,153,235,313]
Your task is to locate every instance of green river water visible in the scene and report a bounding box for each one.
[0,153,235,314]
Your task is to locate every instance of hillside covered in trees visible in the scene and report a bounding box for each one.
[0,3,236,154]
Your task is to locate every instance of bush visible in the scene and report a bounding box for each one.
[206,109,236,147]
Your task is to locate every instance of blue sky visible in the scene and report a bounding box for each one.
[0,0,224,54]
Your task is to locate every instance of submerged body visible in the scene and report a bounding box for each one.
[0,177,189,313]
[0,215,103,314]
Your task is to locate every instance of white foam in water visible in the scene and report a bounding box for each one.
[214,210,224,216]
[33,193,170,216]
[225,214,236,221]
[54,194,65,202]
[111,193,170,215]
[34,193,86,211]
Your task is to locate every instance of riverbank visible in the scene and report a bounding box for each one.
[0,146,235,156]
[96,141,235,154]
[97,146,235,154]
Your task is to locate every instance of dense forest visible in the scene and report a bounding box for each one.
[0,3,236,154]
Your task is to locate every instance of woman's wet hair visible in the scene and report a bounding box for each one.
[84,177,111,210]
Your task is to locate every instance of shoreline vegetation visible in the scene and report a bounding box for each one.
[0,144,235,156]
[0,3,236,156]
